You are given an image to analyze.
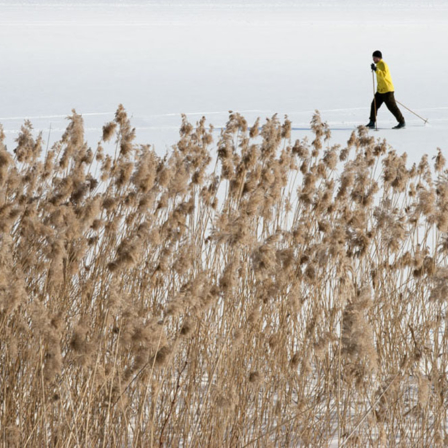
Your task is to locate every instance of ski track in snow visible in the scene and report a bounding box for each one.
[3,106,448,123]
[1,108,447,121]
[2,106,446,131]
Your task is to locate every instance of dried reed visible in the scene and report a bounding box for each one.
[0,107,447,447]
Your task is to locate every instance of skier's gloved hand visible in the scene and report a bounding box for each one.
[371,63,377,71]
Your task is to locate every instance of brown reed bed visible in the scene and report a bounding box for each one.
[1,105,448,447]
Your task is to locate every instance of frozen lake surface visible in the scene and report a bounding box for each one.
[1,0,447,164]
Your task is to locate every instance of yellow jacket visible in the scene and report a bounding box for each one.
[376,60,395,93]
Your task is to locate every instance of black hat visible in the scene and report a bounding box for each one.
[372,50,382,58]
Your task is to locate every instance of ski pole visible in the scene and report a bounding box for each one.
[372,70,378,131]
[396,100,429,124]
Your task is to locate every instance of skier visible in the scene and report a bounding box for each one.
[366,51,405,129]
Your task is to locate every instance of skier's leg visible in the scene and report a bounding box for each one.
[384,92,405,124]
[369,92,384,122]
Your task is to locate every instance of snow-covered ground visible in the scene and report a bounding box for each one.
[1,0,448,164]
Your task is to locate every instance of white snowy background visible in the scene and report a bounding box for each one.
[1,0,448,164]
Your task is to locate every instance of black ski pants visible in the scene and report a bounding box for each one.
[370,91,405,124]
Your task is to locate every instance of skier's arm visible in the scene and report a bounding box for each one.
[375,61,388,80]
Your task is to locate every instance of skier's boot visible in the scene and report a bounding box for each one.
[365,121,375,129]
[392,121,406,129]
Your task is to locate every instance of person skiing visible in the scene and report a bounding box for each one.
[366,50,405,129]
